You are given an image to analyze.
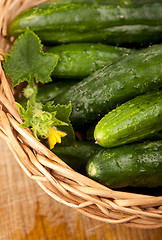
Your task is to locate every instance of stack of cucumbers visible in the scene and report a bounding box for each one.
[8,0,162,189]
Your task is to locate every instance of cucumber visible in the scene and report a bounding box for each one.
[52,140,103,172]
[54,44,162,129]
[36,25,162,47]
[17,80,75,108]
[36,81,75,103]
[46,43,134,79]
[86,140,162,188]
[8,1,162,46]
[94,91,162,148]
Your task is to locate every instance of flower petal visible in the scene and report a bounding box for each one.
[48,127,67,149]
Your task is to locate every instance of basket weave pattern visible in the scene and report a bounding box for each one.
[0,0,162,229]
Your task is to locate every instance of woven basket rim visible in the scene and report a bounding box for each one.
[0,0,162,229]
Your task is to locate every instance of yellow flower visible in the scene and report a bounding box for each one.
[48,127,67,149]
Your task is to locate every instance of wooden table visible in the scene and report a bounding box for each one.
[0,138,162,240]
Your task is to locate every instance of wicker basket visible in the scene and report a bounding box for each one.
[0,0,162,229]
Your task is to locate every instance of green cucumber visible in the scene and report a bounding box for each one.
[46,43,134,79]
[54,44,162,129]
[17,80,75,107]
[94,91,162,148]
[52,140,103,172]
[8,1,162,46]
[36,25,162,47]
[36,81,75,103]
[86,140,162,188]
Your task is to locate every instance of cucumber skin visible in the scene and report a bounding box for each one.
[8,1,162,45]
[86,140,162,188]
[36,81,75,103]
[94,91,162,148]
[54,44,162,130]
[36,25,162,46]
[52,140,103,172]
[46,43,134,79]
[17,81,75,108]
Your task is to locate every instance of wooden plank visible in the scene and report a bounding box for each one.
[0,138,162,240]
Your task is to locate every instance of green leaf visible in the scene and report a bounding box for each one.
[16,101,34,128]
[3,29,59,87]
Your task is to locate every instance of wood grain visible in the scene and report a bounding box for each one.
[0,138,162,240]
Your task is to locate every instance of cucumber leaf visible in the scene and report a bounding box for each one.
[3,29,59,87]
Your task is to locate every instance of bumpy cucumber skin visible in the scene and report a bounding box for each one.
[8,1,162,45]
[46,43,134,78]
[54,44,162,129]
[52,140,103,172]
[94,91,162,148]
[86,140,162,188]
